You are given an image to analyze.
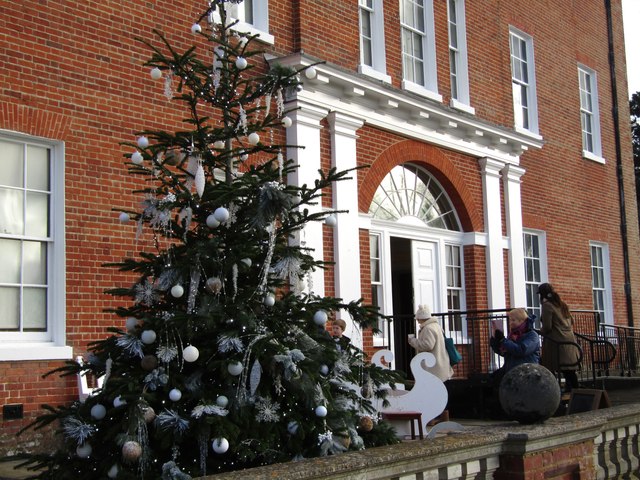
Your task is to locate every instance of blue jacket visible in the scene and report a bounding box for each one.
[490,316,541,373]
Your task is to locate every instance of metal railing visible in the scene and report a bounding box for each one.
[385,309,631,386]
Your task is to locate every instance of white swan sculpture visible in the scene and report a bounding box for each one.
[372,349,463,439]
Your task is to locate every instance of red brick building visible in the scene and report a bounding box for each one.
[1,0,638,454]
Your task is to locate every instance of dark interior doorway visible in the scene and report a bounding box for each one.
[390,237,413,377]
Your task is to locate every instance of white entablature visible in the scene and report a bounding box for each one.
[267,52,543,163]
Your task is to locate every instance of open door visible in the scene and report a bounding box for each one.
[411,240,440,315]
[390,238,441,377]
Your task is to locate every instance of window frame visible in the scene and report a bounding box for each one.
[447,0,474,114]
[358,0,391,83]
[509,27,539,135]
[522,229,548,327]
[369,232,388,347]
[444,243,466,336]
[400,0,441,101]
[590,242,613,324]
[0,131,71,361]
[211,0,273,45]
[578,64,604,163]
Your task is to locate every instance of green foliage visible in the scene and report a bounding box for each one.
[16,1,403,478]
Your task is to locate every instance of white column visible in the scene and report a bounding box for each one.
[502,164,527,308]
[286,101,329,296]
[479,157,506,310]
[327,112,364,341]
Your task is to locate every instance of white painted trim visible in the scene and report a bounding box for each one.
[327,112,364,344]
[286,101,329,297]
[358,64,392,84]
[479,157,506,309]
[0,131,68,361]
[502,164,526,307]
[0,344,73,361]
[509,27,540,135]
[448,0,473,108]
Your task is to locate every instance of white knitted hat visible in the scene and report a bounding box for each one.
[415,304,432,320]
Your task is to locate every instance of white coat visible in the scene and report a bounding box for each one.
[408,317,453,382]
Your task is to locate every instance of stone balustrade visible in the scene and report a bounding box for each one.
[200,403,640,480]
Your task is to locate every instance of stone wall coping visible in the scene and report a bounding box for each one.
[199,403,640,479]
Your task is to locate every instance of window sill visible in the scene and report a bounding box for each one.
[401,80,443,103]
[0,343,73,361]
[583,150,605,164]
[231,21,274,45]
[358,65,392,84]
[450,98,475,115]
[514,126,543,141]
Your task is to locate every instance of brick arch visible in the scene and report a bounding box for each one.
[0,102,73,140]
[359,140,482,232]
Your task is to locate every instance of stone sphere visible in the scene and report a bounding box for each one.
[499,363,561,424]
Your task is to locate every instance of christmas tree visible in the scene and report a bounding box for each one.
[15,1,402,478]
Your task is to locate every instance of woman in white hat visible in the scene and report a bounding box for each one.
[407,304,453,382]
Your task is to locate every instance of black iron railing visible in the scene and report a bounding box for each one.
[383,309,632,386]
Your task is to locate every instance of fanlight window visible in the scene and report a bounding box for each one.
[369,164,460,231]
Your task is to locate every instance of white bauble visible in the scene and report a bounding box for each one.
[216,395,229,408]
[90,404,107,420]
[206,214,220,229]
[191,23,202,34]
[150,67,162,80]
[324,215,337,227]
[319,364,329,376]
[122,441,142,463]
[235,57,247,70]
[141,330,157,345]
[313,310,328,326]
[170,284,184,298]
[183,345,199,363]
[213,140,225,149]
[137,136,149,148]
[113,396,127,408]
[281,116,292,128]
[305,66,317,79]
[240,258,252,267]
[227,361,243,376]
[240,151,249,161]
[212,438,229,454]
[118,212,130,223]
[76,443,92,458]
[213,207,229,223]
[287,420,299,435]
[131,151,143,165]
[125,317,138,331]
[290,192,302,206]
[107,464,119,478]
[169,388,182,402]
[248,132,260,145]
[315,405,328,417]
[264,294,275,307]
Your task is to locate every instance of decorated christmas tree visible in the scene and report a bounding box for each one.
[16,1,402,478]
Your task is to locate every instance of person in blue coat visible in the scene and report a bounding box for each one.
[490,308,540,383]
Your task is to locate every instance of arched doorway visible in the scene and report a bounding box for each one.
[368,162,464,375]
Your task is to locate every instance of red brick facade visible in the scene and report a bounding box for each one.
[1,0,638,457]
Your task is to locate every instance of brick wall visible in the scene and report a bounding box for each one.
[1,0,638,457]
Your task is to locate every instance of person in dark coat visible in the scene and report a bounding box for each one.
[331,318,351,352]
[538,283,580,391]
[490,308,540,384]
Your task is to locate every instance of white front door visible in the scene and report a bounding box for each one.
[411,240,440,315]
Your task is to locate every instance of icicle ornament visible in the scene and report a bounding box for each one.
[164,71,175,100]
[195,156,205,198]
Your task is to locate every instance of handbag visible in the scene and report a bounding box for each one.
[443,334,462,366]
